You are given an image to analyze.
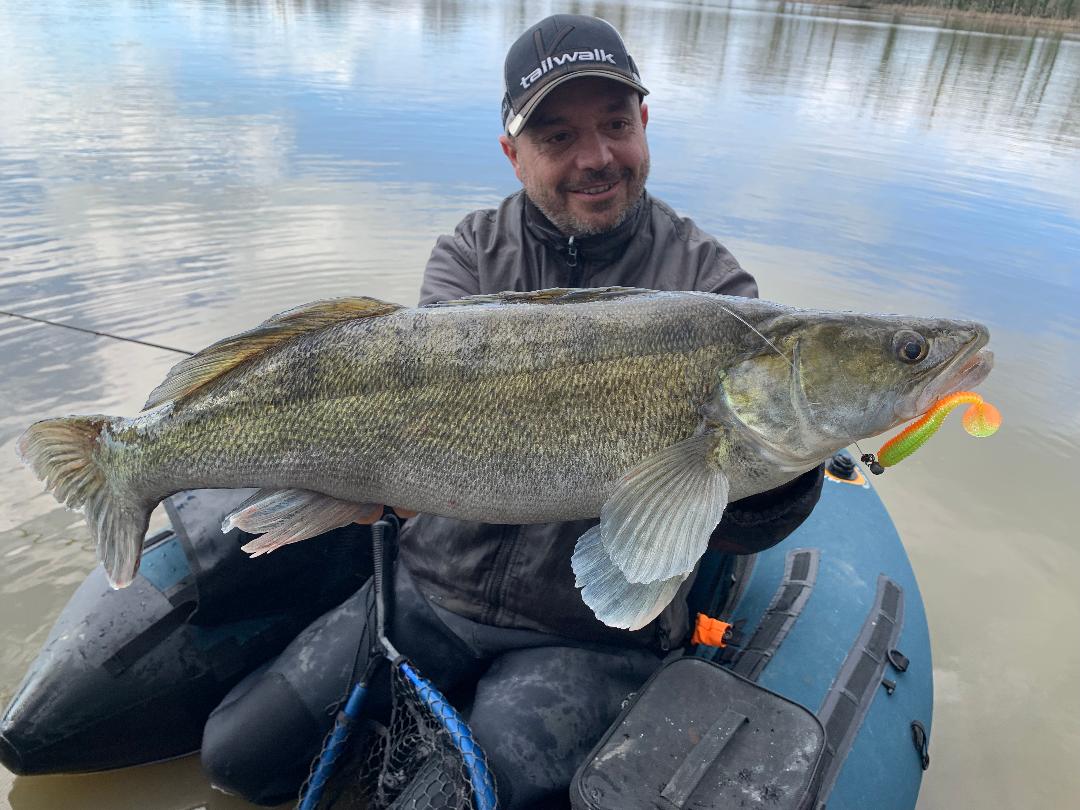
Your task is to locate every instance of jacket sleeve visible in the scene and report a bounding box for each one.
[708,465,825,555]
[696,239,759,299]
[419,217,483,306]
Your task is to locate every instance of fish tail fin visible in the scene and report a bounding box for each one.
[17,415,149,588]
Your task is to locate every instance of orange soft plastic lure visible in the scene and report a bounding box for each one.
[865,391,1000,472]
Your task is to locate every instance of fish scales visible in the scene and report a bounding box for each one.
[105,293,742,523]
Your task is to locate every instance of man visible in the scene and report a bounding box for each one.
[201,14,823,809]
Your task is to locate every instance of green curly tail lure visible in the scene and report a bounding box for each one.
[868,391,1001,472]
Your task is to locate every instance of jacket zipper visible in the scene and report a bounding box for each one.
[566,236,581,286]
[482,525,518,625]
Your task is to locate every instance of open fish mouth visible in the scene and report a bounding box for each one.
[948,348,994,391]
[913,337,993,417]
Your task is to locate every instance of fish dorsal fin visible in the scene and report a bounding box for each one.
[142,297,403,410]
[426,286,656,308]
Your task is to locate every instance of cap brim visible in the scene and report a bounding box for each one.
[507,70,650,137]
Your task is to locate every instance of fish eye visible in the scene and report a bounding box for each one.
[893,330,929,364]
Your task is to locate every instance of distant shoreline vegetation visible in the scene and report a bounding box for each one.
[822,0,1080,27]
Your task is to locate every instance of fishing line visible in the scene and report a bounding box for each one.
[0,309,194,356]
[716,303,796,374]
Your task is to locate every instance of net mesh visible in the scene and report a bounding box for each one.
[310,663,495,810]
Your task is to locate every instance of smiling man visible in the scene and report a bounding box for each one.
[200,15,824,810]
[502,17,651,238]
[502,76,650,237]
[420,14,764,300]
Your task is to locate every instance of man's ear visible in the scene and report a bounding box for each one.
[499,134,524,182]
[640,101,649,130]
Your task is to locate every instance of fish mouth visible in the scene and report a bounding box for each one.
[908,329,993,419]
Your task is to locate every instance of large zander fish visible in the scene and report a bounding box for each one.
[17,287,993,629]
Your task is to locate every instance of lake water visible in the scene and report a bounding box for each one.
[1,0,1078,808]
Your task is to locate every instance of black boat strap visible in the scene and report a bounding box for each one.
[730,548,819,681]
[814,574,905,805]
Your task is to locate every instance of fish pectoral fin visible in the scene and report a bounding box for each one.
[572,525,689,630]
[223,488,380,557]
[601,432,731,584]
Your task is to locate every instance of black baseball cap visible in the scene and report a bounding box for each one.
[501,14,649,137]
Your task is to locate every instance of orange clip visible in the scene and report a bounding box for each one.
[691,613,732,648]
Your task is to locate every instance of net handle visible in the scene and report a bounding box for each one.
[298,515,400,810]
[372,513,402,661]
[399,661,499,810]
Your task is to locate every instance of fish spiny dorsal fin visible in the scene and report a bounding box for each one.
[142,297,403,411]
[426,286,656,308]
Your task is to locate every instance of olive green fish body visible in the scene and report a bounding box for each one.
[17,287,994,628]
[105,292,763,522]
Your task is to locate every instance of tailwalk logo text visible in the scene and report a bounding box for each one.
[520,49,617,89]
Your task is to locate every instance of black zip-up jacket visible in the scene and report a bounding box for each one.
[398,190,824,649]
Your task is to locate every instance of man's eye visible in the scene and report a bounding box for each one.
[547,132,570,144]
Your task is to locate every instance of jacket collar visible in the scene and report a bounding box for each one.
[523,190,649,269]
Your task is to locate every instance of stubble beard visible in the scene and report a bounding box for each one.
[523,154,651,238]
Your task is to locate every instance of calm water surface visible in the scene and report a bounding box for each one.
[1,1,1078,808]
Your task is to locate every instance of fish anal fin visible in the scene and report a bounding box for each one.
[223,488,380,557]
[601,431,731,583]
[143,297,403,411]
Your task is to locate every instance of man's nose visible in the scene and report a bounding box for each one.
[573,130,613,172]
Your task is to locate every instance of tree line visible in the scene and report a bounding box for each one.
[885,0,1079,20]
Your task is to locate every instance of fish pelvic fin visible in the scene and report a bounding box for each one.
[225,488,380,557]
[572,525,689,630]
[601,432,731,584]
[143,297,404,411]
[16,415,149,588]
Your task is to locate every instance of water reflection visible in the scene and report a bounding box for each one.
[4,754,286,809]
[1,1,1078,809]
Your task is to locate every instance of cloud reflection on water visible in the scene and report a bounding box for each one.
[1,2,1079,809]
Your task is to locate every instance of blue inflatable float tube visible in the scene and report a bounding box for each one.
[1,453,932,810]
[0,488,375,775]
[687,452,933,809]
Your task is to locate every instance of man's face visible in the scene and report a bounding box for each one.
[500,78,650,238]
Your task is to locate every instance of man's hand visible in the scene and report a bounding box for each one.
[354,505,418,524]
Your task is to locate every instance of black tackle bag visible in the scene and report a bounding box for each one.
[570,656,825,810]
